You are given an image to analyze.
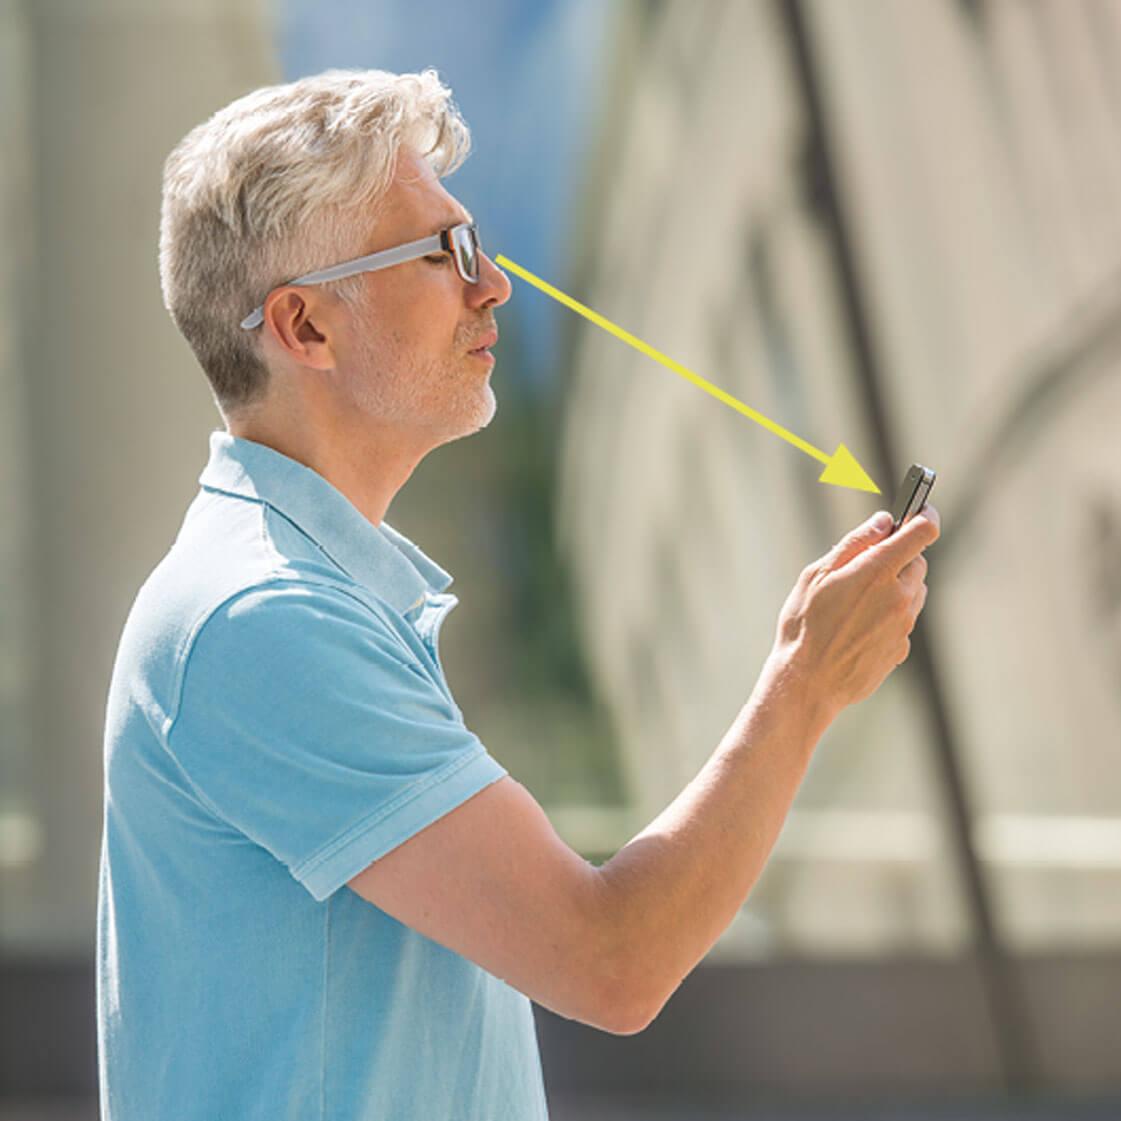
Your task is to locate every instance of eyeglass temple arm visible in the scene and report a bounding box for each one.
[239,232,443,330]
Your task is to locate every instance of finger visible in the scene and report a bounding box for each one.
[900,553,928,580]
[921,502,941,535]
[824,510,895,572]
[898,554,928,593]
[903,580,928,629]
[911,581,928,619]
[872,505,940,575]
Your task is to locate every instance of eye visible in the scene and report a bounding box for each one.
[425,253,451,266]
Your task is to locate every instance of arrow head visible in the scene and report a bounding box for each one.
[818,443,881,494]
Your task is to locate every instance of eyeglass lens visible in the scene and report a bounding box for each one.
[453,226,479,282]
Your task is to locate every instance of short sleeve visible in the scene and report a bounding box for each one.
[166,580,508,901]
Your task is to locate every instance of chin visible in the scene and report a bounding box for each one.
[432,385,497,446]
[463,387,497,435]
[476,384,497,426]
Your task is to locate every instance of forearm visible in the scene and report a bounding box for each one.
[595,650,838,1026]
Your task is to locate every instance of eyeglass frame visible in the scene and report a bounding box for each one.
[239,220,481,330]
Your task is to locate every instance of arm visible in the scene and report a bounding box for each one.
[349,507,937,1036]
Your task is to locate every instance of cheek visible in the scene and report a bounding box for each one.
[368,274,463,351]
[417,298,464,354]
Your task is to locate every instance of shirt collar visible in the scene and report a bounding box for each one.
[198,430,453,614]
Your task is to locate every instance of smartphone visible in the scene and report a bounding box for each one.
[889,463,936,534]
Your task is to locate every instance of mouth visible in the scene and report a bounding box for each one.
[467,330,499,358]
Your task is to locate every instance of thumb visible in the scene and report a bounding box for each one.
[824,510,894,572]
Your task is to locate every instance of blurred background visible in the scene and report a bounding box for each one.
[2,0,1120,1117]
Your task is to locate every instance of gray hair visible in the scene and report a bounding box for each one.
[158,68,471,418]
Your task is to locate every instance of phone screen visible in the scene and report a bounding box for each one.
[890,463,936,534]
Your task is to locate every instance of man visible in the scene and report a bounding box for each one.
[97,68,939,1120]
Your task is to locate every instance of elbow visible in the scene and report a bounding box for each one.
[607,1011,653,1037]
[596,1000,649,1037]
[594,963,660,1037]
[602,992,659,1036]
[586,865,661,1035]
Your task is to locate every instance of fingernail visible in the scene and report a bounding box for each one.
[873,512,893,532]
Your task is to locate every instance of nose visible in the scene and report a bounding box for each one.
[467,250,512,310]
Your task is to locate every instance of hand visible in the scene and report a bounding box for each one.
[769,504,941,716]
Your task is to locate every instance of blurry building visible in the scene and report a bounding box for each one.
[559,0,1121,960]
[1,0,278,1100]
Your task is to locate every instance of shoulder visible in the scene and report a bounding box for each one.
[167,575,454,750]
[188,576,405,669]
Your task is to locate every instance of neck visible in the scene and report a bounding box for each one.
[227,412,431,528]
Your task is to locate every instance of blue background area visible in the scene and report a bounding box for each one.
[277,0,613,394]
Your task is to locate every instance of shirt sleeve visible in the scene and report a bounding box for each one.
[166,579,508,901]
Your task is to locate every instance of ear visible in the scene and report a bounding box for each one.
[261,288,337,371]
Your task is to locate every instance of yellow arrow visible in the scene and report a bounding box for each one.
[496,254,881,495]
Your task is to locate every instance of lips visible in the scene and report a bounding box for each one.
[467,331,498,354]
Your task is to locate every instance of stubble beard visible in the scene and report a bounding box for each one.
[346,314,497,441]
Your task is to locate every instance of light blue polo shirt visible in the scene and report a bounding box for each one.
[96,431,550,1121]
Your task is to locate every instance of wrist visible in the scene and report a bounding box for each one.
[756,645,840,742]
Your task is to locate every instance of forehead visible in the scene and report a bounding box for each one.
[377,148,473,235]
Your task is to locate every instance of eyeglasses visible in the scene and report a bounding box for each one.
[239,221,481,330]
